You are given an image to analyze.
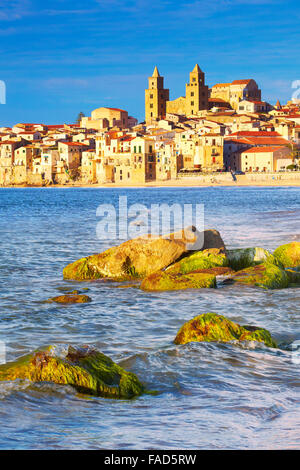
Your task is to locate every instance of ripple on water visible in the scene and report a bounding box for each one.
[0,187,299,449]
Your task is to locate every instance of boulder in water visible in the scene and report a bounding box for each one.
[46,294,92,304]
[227,247,274,271]
[174,313,277,348]
[140,271,216,291]
[63,226,204,281]
[231,262,289,289]
[273,242,300,269]
[166,248,228,275]
[0,345,144,399]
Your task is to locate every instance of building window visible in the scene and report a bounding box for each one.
[150,94,153,99]
[191,92,194,97]
[191,101,194,106]
[150,104,153,109]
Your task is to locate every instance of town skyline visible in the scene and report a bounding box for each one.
[0,0,299,126]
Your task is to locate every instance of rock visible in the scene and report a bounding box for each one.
[46,294,92,304]
[174,313,277,348]
[190,266,235,276]
[201,229,226,253]
[140,271,216,291]
[231,262,289,289]
[227,247,273,271]
[273,242,300,268]
[166,248,228,275]
[63,226,203,281]
[285,268,300,285]
[0,345,144,399]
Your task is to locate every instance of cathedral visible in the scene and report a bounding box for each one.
[145,64,209,123]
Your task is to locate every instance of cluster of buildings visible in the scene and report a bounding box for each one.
[1,64,300,186]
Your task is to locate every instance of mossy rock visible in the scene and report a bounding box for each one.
[140,271,216,291]
[285,268,300,285]
[174,313,277,348]
[189,266,235,276]
[227,247,274,271]
[231,262,289,289]
[0,345,144,399]
[273,242,300,268]
[46,294,92,304]
[166,248,228,275]
[63,229,197,281]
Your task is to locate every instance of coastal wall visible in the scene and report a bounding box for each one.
[242,172,300,182]
[177,172,233,183]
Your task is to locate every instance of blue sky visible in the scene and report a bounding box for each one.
[0,0,299,126]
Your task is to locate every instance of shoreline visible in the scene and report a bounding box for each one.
[1,179,300,189]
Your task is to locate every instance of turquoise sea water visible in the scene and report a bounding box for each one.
[0,186,299,449]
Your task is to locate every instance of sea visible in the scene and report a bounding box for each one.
[0,186,299,449]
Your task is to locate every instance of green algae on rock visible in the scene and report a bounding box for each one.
[174,313,277,348]
[63,227,201,281]
[227,247,274,271]
[46,294,92,304]
[285,268,300,285]
[166,248,228,275]
[189,266,235,276]
[273,242,300,268]
[140,271,216,291]
[0,345,144,399]
[231,262,289,289]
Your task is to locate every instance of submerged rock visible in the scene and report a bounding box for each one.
[0,345,144,399]
[63,226,202,281]
[46,294,92,304]
[227,247,273,271]
[140,271,216,291]
[231,262,289,289]
[273,242,300,268]
[174,313,277,348]
[166,248,228,275]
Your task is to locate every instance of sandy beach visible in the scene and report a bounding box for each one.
[2,175,300,189]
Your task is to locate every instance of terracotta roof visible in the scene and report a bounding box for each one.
[230,131,280,137]
[231,79,252,85]
[245,137,289,146]
[241,146,288,154]
[104,107,127,113]
[60,142,88,147]
[0,140,19,145]
[208,97,227,102]
[212,83,231,88]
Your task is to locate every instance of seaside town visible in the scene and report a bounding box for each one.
[1,64,300,187]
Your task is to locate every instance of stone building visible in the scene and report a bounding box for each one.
[166,64,209,117]
[210,79,261,111]
[145,67,169,124]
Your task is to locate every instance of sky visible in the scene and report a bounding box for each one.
[0,0,299,126]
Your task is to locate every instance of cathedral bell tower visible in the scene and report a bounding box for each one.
[185,64,209,116]
[145,66,169,124]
